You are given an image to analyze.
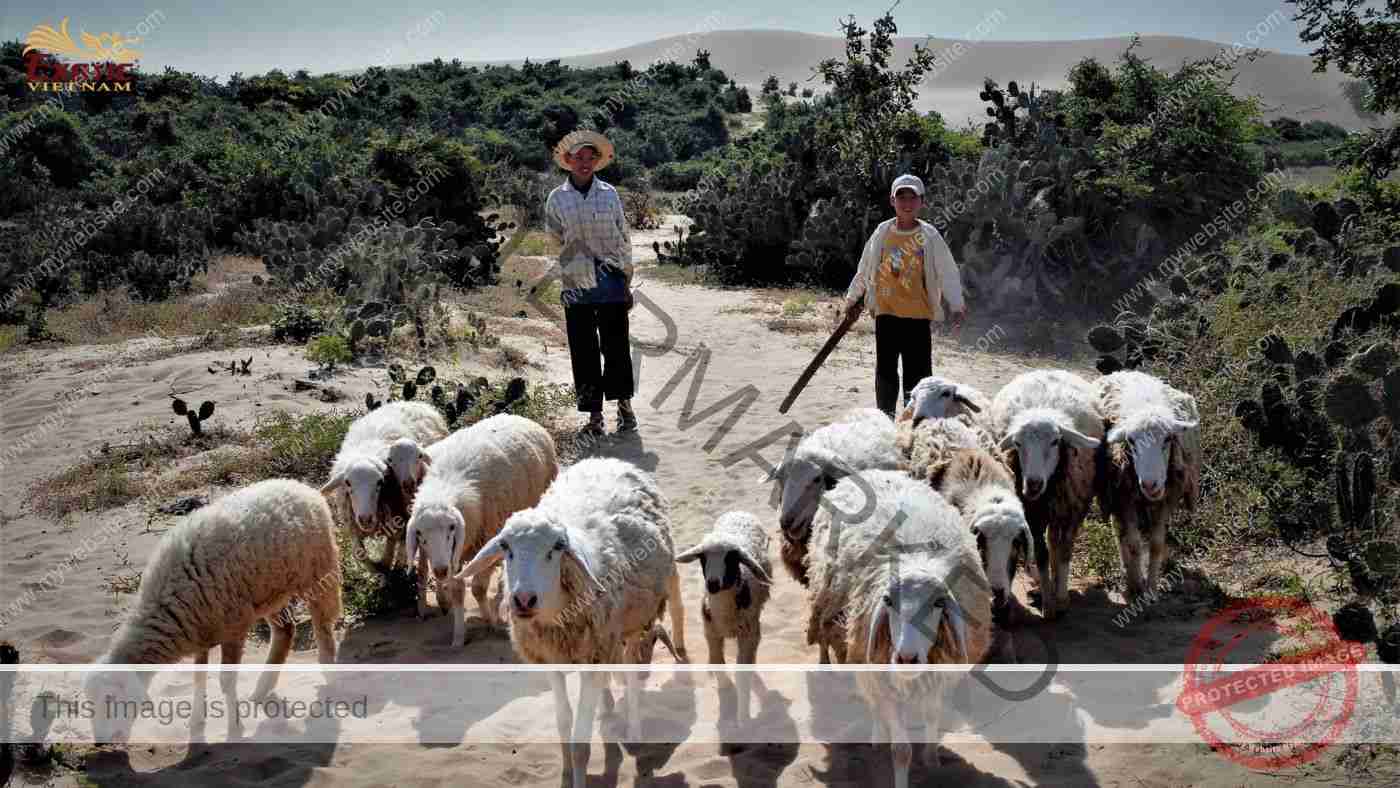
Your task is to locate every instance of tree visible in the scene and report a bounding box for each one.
[786,82,798,96]
[1291,0,1400,179]
[761,74,780,96]
[693,49,711,71]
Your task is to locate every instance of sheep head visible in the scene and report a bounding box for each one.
[998,409,1099,500]
[407,503,466,580]
[458,513,604,623]
[966,488,1033,621]
[1104,406,1196,502]
[322,456,389,530]
[865,567,970,665]
[385,437,432,499]
[773,448,849,543]
[84,665,156,744]
[904,376,983,426]
[676,540,770,594]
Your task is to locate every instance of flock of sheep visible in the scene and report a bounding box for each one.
[81,366,1201,788]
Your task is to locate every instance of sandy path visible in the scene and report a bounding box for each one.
[0,246,1353,787]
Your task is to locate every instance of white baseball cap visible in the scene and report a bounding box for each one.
[890,174,925,197]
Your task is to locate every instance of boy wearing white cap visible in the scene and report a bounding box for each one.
[838,173,967,417]
[544,130,637,434]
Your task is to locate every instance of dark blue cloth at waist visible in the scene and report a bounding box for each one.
[561,258,628,305]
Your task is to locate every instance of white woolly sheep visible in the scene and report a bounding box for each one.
[765,407,904,588]
[457,457,688,788]
[675,511,772,724]
[84,479,341,743]
[804,470,992,787]
[925,448,1035,626]
[1094,370,1202,603]
[900,416,995,479]
[897,376,990,429]
[406,413,557,647]
[321,401,449,574]
[988,369,1105,620]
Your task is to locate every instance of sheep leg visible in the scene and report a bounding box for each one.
[253,610,295,700]
[818,642,830,665]
[307,582,342,665]
[191,649,209,744]
[1146,512,1169,594]
[416,551,434,619]
[1031,523,1054,619]
[448,576,468,647]
[831,638,848,665]
[884,702,913,788]
[1052,522,1077,611]
[570,672,603,788]
[705,621,726,666]
[921,690,945,768]
[736,634,760,725]
[220,640,245,741]
[1116,507,1147,603]
[666,569,688,660]
[471,568,497,628]
[549,671,576,785]
[625,668,643,742]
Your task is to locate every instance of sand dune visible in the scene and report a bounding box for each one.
[396,29,1382,130]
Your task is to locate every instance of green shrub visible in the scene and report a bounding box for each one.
[306,334,352,368]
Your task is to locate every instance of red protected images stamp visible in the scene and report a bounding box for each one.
[1177,595,1367,770]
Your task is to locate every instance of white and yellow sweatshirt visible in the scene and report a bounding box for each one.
[843,219,965,321]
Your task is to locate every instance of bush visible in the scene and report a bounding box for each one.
[306,334,352,368]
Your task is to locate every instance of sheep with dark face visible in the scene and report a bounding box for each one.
[764,408,903,587]
[1095,371,1201,604]
[989,370,1104,621]
[676,511,772,723]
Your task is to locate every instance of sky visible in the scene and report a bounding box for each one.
[0,1,1318,81]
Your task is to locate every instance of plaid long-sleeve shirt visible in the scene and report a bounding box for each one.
[543,176,632,305]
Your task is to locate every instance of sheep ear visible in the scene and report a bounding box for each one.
[650,625,682,662]
[675,544,705,564]
[457,532,505,580]
[865,600,889,664]
[1061,427,1101,450]
[943,596,969,662]
[450,512,467,574]
[735,548,771,585]
[563,528,606,590]
[320,471,345,495]
[954,393,982,413]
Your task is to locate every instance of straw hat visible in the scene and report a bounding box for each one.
[553,129,615,171]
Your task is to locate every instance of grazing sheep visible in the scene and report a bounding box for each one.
[1095,371,1202,604]
[321,401,449,574]
[926,448,1034,627]
[675,511,772,724]
[456,457,688,788]
[84,479,341,742]
[406,413,557,647]
[805,470,991,787]
[765,408,903,587]
[989,370,1104,620]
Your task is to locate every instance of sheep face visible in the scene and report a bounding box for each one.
[84,668,154,744]
[1107,408,1196,502]
[406,504,466,580]
[867,571,969,665]
[327,456,389,529]
[967,493,1033,620]
[774,458,839,542]
[676,542,770,594]
[1000,413,1099,500]
[459,515,604,623]
[385,438,431,499]
[908,377,982,426]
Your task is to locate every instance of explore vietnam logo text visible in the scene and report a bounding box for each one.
[22,17,142,93]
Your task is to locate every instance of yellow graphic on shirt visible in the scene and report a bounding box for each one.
[874,231,933,319]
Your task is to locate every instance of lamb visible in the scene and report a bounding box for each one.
[675,511,772,724]
[1094,370,1202,604]
[406,413,557,647]
[804,470,991,788]
[321,401,449,574]
[456,457,688,788]
[765,407,904,588]
[988,369,1104,620]
[84,479,341,742]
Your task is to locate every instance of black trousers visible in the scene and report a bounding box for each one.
[564,303,634,412]
[874,314,932,416]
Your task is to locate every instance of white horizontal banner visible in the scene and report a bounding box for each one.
[2,664,1397,746]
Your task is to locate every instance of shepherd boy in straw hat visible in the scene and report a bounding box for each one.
[838,173,967,418]
[544,129,638,435]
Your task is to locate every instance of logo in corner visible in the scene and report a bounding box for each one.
[22,17,141,93]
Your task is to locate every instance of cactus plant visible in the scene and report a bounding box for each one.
[1332,601,1378,643]
[172,398,215,436]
